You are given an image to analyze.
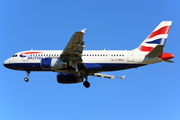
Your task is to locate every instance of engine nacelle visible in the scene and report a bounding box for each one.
[57,73,83,84]
[41,58,67,70]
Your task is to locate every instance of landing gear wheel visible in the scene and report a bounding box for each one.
[83,81,90,88]
[24,77,29,82]
[74,71,81,78]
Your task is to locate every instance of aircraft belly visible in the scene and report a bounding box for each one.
[6,62,146,72]
[4,63,48,71]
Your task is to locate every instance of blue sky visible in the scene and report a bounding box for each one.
[1,0,180,120]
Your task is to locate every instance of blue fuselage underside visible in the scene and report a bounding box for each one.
[4,63,146,71]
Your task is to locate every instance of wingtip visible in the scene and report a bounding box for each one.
[80,28,87,33]
[121,75,126,80]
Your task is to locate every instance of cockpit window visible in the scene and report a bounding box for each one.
[12,54,17,57]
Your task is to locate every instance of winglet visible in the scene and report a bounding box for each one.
[80,28,87,34]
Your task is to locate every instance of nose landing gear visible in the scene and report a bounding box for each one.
[24,77,29,82]
[83,77,90,88]
[24,70,30,82]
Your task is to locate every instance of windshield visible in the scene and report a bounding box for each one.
[12,54,17,57]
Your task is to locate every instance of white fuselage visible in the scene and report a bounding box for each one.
[4,49,161,73]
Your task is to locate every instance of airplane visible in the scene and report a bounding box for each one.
[3,21,174,88]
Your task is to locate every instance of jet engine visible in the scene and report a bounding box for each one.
[41,58,67,70]
[57,73,83,84]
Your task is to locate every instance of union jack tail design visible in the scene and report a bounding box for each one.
[137,21,172,52]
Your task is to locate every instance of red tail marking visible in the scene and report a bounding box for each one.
[148,26,170,39]
[139,46,154,52]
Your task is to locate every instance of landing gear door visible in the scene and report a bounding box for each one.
[127,51,134,62]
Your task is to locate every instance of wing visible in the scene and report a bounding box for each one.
[60,29,86,63]
[90,73,125,80]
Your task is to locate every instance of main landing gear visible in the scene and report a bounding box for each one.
[24,70,30,82]
[74,71,81,78]
[83,80,90,88]
[72,63,90,88]
[74,70,90,88]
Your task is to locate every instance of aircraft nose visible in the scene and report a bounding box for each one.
[3,59,10,68]
[3,58,16,69]
[3,58,18,70]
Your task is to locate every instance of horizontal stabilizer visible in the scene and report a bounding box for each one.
[162,59,174,63]
[146,45,164,57]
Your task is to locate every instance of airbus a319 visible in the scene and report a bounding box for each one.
[4,21,174,88]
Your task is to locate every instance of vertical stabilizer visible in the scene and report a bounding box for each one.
[137,21,172,52]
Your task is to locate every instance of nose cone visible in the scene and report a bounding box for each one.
[3,59,10,68]
[3,58,17,69]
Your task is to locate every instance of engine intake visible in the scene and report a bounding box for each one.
[57,73,83,84]
[41,58,67,70]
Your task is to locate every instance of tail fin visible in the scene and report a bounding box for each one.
[137,21,172,52]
